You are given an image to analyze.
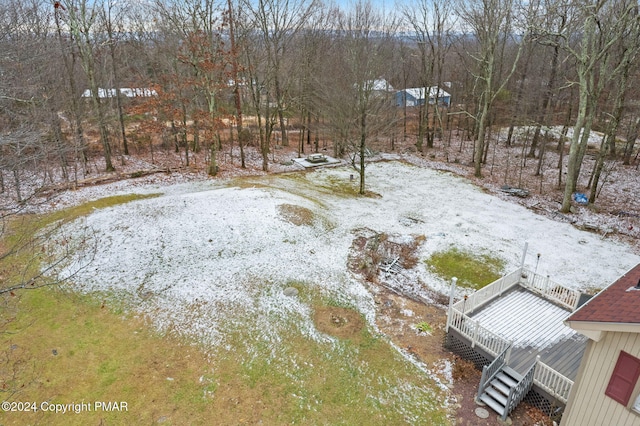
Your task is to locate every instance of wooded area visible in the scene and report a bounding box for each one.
[1,0,639,207]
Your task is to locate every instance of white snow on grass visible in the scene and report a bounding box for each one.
[58,161,639,350]
[71,185,369,347]
[496,125,605,148]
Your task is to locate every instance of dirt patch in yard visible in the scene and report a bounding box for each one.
[313,306,365,339]
[277,203,315,226]
[373,287,450,366]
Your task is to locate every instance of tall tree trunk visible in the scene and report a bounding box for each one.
[275,77,288,147]
[623,117,640,165]
[69,4,115,172]
[588,135,608,203]
[108,38,129,156]
[314,115,319,153]
[227,0,245,168]
[181,104,189,167]
[193,120,200,153]
[589,66,629,203]
[261,120,270,172]
[90,93,115,172]
[55,10,88,176]
[416,103,426,152]
[403,92,408,142]
[208,134,218,176]
[307,110,312,148]
[530,26,562,158]
[359,110,366,195]
[12,169,22,204]
[506,53,531,147]
[298,109,306,157]
[574,96,596,187]
[474,92,491,178]
[561,81,589,212]
[50,107,69,181]
[535,131,547,177]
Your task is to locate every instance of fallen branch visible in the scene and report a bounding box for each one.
[39,167,175,196]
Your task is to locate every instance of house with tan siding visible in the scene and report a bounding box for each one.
[562,263,640,426]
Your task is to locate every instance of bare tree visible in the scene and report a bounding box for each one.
[622,117,640,166]
[54,0,89,181]
[403,0,455,151]
[457,0,530,177]
[322,1,397,194]
[237,10,274,171]
[531,8,566,177]
[59,0,116,172]
[289,7,334,157]
[99,0,131,157]
[0,2,97,295]
[152,0,231,175]
[240,0,319,149]
[227,0,246,168]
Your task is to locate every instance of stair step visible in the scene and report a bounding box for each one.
[496,371,519,389]
[491,378,511,395]
[503,366,524,381]
[485,387,508,406]
[479,392,506,416]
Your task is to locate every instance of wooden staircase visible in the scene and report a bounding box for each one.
[475,346,537,420]
[478,366,522,418]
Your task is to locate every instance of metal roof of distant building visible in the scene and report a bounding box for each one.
[401,86,451,99]
[567,263,640,324]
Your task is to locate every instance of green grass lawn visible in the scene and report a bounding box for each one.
[426,247,505,290]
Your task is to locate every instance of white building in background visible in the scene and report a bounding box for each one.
[81,88,157,98]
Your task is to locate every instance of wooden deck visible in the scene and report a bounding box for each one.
[469,287,588,379]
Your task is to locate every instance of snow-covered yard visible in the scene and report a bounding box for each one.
[57,161,639,350]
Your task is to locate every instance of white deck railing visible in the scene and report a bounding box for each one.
[520,268,581,311]
[534,359,574,404]
[447,308,512,357]
[504,359,537,421]
[452,268,523,315]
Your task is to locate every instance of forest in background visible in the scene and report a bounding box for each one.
[1,0,639,211]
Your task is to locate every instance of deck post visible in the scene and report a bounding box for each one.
[545,275,550,294]
[520,241,528,270]
[446,277,457,332]
[472,321,479,348]
[505,344,512,365]
[573,293,580,311]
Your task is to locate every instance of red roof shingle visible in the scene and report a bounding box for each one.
[567,263,640,324]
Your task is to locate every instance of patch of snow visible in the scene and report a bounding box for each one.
[434,359,454,386]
